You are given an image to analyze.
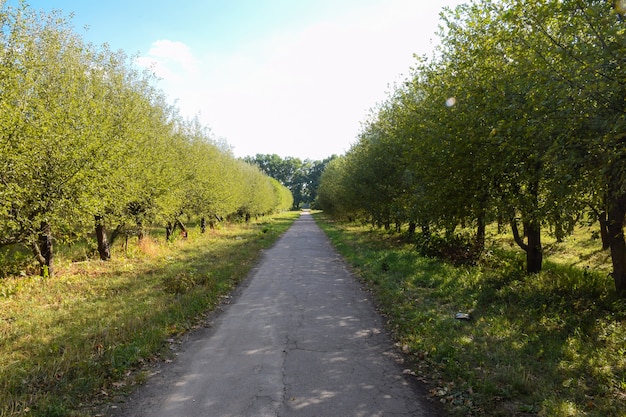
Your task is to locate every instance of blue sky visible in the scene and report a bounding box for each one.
[7,0,465,160]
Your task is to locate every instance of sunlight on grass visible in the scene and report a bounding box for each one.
[313,213,626,417]
[0,211,300,417]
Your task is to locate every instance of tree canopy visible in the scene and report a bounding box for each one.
[316,0,626,292]
[244,154,336,209]
[0,3,292,275]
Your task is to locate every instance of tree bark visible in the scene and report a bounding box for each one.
[511,218,543,274]
[598,210,611,250]
[166,219,188,241]
[554,212,565,243]
[176,219,188,239]
[476,212,486,252]
[511,218,526,251]
[166,221,174,241]
[32,222,53,277]
[136,218,144,242]
[607,195,626,293]
[200,217,206,233]
[589,205,610,250]
[525,220,542,274]
[95,215,111,260]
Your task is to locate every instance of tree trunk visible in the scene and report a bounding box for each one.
[525,220,542,274]
[589,205,611,250]
[136,218,144,242]
[598,211,611,251]
[166,222,174,241]
[511,218,543,274]
[408,222,417,239]
[607,195,626,293]
[200,217,206,233]
[476,212,486,252]
[32,222,53,277]
[166,218,188,241]
[554,212,565,243]
[176,219,188,239]
[95,215,111,260]
[497,214,506,234]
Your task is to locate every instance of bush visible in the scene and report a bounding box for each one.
[414,232,480,266]
[161,271,213,294]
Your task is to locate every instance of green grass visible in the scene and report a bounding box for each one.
[0,212,300,417]
[313,213,626,417]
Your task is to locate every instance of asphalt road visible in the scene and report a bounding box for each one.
[107,212,437,417]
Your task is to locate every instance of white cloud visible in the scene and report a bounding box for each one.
[136,0,462,159]
[136,39,199,82]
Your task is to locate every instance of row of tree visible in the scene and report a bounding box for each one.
[244,154,336,209]
[316,0,626,292]
[0,4,292,276]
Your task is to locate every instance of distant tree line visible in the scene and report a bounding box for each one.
[244,154,336,209]
[0,4,293,277]
[316,0,626,292]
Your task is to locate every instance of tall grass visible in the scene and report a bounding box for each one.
[0,212,299,417]
[313,213,626,417]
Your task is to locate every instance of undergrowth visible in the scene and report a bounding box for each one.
[0,212,299,417]
[313,213,626,417]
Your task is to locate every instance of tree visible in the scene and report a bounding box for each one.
[244,153,332,209]
[236,161,279,221]
[317,0,625,284]
[0,3,293,274]
[518,0,626,289]
[316,156,358,218]
[0,6,128,274]
[307,156,336,207]
[89,47,170,258]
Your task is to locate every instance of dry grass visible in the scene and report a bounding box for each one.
[0,212,300,417]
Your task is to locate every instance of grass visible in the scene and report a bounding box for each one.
[0,211,300,417]
[313,213,626,417]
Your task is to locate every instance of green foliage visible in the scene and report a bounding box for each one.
[234,161,286,220]
[315,156,357,217]
[319,0,626,288]
[269,177,295,212]
[414,232,480,266]
[245,153,336,209]
[0,3,290,274]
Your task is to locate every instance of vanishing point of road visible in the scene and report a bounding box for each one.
[108,212,438,417]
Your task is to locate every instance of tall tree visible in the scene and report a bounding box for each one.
[245,153,332,209]
[0,6,126,274]
[517,0,626,289]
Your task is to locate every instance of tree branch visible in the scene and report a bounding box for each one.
[510,218,529,251]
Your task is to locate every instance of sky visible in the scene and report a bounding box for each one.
[8,0,466,160]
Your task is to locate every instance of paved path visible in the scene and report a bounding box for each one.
[109,213,436,417]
